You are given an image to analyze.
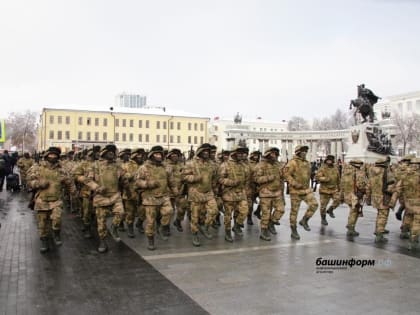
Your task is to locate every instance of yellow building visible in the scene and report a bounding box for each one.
[37,105,210,154]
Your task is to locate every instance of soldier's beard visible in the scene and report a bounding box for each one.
[46,157,59,164]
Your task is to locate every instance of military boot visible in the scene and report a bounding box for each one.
[375,232,388,243]
[199,224,213,239]
[253,205,261,219]
[326,206,335,218]
[53,230,62,246]
[83,224,93,239]
[408,236,419,251]
[346,226,359,237]
[159,225,170,241]
[173,219,183,232]
[383,229,390,234]
[225,230,233,242]
[98,239,108,253]
[147,236,156,250]
[110,224,121,242]
[127,224,135,238]
[192,232,200,247]
[268,221,277,235]
[259,229,271,241]
[247,214,254,225]
[118,221,126,232]
[136,219,144,234]
[232,223,243,236]
[299,216,311,231]
[40,237,49,253]
[395,206,404,221]
[321,214,328,226]
[400,226,410,239]
[291,226,300,240]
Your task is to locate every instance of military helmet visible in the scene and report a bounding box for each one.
[401,154,416,162]
[100,144,117,157]
[86,145,101,157]
[263,147,280,157]
[210,145,217,152]
[44,146,61,158]
[147,145,164,159]
[196,143,212,156]
[250,150,261,157]
[409,157,420,164]
[118,148,132,158]
[375,157,389,167]
[167,148,182,158]
[349,159,363,166]
[294,145,309,154]
[131,148,145,159]
[231,145,249,155]
[325,155,335,162]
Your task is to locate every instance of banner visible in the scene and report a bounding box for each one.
[0,119,5,142]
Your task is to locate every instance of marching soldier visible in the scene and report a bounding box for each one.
[16,152,34,190]
[315,154,341,225]
[283,145,318,240]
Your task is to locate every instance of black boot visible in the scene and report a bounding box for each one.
[299,216,311,231]
[395,206,404,221]
[83,224,92,239]
[110,224,121,242]
[136,219,144,234]
[321,214,328,226]
[253,205,261,219]
[173,219,183,232]
[118,221,126,232]
[192,232,200,246]
[225,230,233,242]
[247,214,254,225]
[159,225,170,241]
[53,230,62,246]
[127,224,135,238]
[259,228,271,241]
[98,239,108,253]
[199,224,213,239]
[291,226,300,240]
[40,237,49,253]
[268,221,277,235]
[346,225,359,237]
[147,236,156,250]
[375,232,388,243]
[327,206,335,218]
[232,223,243,236]
[400,226,410,239]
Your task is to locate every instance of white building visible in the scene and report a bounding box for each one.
[374,90,420,120]
[115,93,147,108]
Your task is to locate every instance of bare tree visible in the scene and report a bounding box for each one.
[288,116,310,131]
[392,112,420,155]
[5,110,38,152]
[330,109,350,130]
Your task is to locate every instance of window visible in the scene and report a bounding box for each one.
[65,116,70,124]
[163,121,167,129]
[87,118,91,126]
[163,135,167,143]
[188,136,191,144]
[122,119,126,127]
[145,134,149,142]
[177,122,181,130]
[103,118,108,126]
[138,120,143,128]
[122,133,126,142]
[170,122,174,130]
[86,132,91,141]
[57,131,62,140]
[95,118,99,126]
[95,132,99,141]
[129,133,133,142]
[129,120,133,127]
[138,134,143,142]
[78,131,82,140]
[115,133,120,141]
[200,136,203,144]
[49,131,54,139]
[49,115,54,124]
[78,117,83,125]
[65,131,70,140]
[170,135,174,143]
[194,123,197,131]
[177,136,181,143]
[200,123,204,131]
[58,116,62,124]
[194,136,197,144]
[188,123,191,130]
[103,132,107,141]
[156,135,160,142]
[156,121,160,129]
[116,119,119,127]
[146,120,150,128]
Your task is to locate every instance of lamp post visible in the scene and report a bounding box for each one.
[110,107,115,144]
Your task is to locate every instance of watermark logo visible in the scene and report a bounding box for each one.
[315,257,392,274]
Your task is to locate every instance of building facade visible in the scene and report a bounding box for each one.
[115,93,147,108]
[37,105,209,154]
[374,90,420,121]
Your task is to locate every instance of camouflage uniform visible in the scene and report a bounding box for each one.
[315,155,341,225]
[283,145,318,239]
[136,146,174,250]
[254,147,286,241]
[340,160,368,236]
[16,154,34,188]
[28,147,75,253]
[366,158,397,243]
[182,143,218,246]
[218,147,249,242]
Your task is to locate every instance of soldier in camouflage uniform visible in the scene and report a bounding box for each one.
[17,152,34,190]
[135,146,175,250]
[254,147,286,241]
[86,144,125,253]
[340,160,368,237]
[210,145,223,228]
[182,143,218,247]
[117,149,131,231]
[218,146,248,242]
[366,157,398,243]
[28,147,75,253]
[131,149,146,233]
[165,149,189,233]
[246,150,260,224]
[283,145,318,240]
[315,155,341,225]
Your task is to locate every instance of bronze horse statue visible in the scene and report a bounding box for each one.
[349,84,380,124]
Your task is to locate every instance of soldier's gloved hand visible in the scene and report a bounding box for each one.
[147,180,160,189]
[266,175,275,182]
[38,179,49,189]
[96,186,107,194]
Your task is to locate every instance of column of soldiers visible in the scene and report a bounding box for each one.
[14,143,420,254]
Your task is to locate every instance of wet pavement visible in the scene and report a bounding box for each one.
[1,186,420,315]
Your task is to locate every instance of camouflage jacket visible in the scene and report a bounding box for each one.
[164,160,184,197]
[73,159,95,198]
[182,157,216,203]
[340,164,368,206]
[315,164,340,194]
[121,160,140,200]
[17,157,34,177]
[254,159,285,198]
[394,167,420,214]
[283,155,311,195]
[218,157,247,202]
[367,166,397,209]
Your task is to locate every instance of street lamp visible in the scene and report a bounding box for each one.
[110,107,115,144]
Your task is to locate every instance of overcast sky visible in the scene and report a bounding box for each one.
[1,0,419,121]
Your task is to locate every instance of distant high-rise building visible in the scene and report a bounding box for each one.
[115,93,147,108]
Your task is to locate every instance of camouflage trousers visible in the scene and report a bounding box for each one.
[144,197,173,237]
[37,208,62,238]
[216,196,224,213]
[401,212,413,232]
[410,213,420,241]
[82,197,93,226]
[190,198,218,233]
[347,204,360,229]
[319,192,340,216]
[138,204,146,222]
[375,208,390,234]
[247,193,257,216]
[290,192,318,227]
[223,200,248,230]
[95,199,124,240]
[123,199,139,225]
[171,195,190,221]
[259,197,285,229]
